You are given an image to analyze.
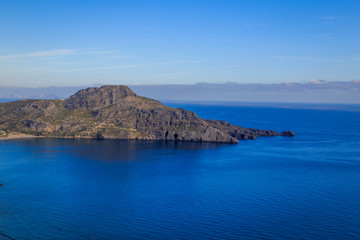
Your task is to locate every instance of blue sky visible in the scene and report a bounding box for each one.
[0,0,359,87]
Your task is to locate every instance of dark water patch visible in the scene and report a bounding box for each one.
[1,106,360,239]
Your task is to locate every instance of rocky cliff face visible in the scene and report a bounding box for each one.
[0,85,294,143]
[64,85,137,109]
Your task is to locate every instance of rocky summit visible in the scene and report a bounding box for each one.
[0,85,294,143]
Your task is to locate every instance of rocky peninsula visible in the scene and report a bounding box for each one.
[0,85,294,143]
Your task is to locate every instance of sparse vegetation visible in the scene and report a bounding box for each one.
[0,85,293,143]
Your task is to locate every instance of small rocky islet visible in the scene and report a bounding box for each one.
[0,85,294,143]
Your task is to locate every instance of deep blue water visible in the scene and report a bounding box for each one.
[1,104,360,240]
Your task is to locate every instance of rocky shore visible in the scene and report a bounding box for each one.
[0,85,294,143]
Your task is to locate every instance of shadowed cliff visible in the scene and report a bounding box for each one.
[0,85,294,143]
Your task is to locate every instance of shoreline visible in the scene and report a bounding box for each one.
[0,129,292,143]
[0,133,237,143]
[0,133,44,141]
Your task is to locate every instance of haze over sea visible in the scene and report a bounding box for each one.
[1,102,359,240]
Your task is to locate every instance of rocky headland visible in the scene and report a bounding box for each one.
[0,85,294,143]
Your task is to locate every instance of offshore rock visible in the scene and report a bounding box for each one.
[280,130,295,137]
[0,85,294,143]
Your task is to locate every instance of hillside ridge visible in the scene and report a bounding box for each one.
[0,85,294,143]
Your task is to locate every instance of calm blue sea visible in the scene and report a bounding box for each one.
[1,103,360,240]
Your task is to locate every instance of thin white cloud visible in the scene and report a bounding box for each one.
[244,23,269,27]
[82,49,119,55]
[201,38,233,43]
[353,58,360,61]
[322,16,336,20]
[82,48,115,52]
[53,64,139,72]
[313,33,332,38]
[0,49,73,60]
[269,56,310,60]
[51,60,202,73]
[158,59,203,65]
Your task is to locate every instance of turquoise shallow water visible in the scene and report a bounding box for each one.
[1,104,360,239]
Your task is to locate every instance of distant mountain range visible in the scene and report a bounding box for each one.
[0,81,359,103]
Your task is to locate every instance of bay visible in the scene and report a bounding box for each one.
[0,103,360,239]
